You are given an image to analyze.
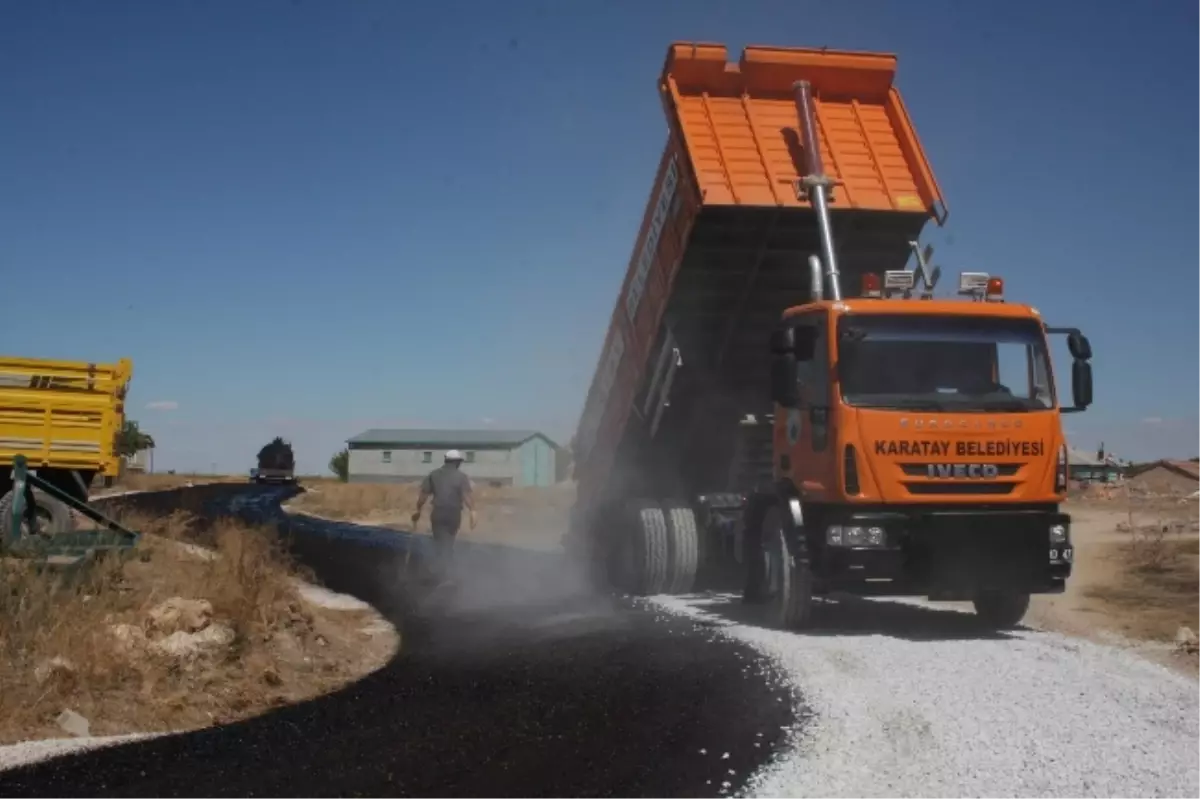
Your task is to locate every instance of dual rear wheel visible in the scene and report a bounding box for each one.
[613,499,699,596]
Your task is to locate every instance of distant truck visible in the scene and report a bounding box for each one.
[254,437,296,484]
[0,356,133,533]
[567,43,1093,630]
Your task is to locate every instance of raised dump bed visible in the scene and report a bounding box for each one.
[574,43,948,517]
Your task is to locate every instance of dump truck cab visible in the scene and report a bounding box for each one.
[753,264,1094,627]
[568,41,1094,631]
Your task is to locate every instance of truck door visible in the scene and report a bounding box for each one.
[786,310,836,499]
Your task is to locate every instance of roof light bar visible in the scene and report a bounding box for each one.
[958,271,990,298]
[985,276,1004,302]
[957,271,1006,302]
[883,270,915,296]
[861,273,882,298]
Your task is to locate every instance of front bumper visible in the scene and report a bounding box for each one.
[814,507,1072,598]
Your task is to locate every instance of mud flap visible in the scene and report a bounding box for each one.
[740,496,770,604]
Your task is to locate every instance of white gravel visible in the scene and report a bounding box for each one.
[650,593,1199,798]
[0,733,162,773]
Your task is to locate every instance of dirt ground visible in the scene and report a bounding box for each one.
[286,481,575,553]
[0,511,398,745]
[288,480,1199,672]
[1027,494,1199,675]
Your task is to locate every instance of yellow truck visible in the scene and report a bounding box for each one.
[0,355,133,534]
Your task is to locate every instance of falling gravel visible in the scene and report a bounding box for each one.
[651,593,1200,798]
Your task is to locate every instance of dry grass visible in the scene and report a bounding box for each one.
[0,511,396,744]
[1031,491,1199,673]
[287,481,576,550]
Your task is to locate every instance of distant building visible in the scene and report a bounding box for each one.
[122,448,153,474]
[1067,446,1123,483]
[345,428,560,487]
[1125,459,1200,496]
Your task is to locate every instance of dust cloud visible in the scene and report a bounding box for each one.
[392,514,631,656]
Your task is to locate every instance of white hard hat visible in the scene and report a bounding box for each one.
[444,449,464,462]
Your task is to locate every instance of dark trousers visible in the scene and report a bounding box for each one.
[430,506,463,577]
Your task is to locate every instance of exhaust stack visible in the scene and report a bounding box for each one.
[793,80,842,301]
[808,254,824,303]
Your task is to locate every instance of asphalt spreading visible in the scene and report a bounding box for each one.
[0,488,800,798]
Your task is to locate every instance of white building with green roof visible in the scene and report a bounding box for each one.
[345,428,560,487]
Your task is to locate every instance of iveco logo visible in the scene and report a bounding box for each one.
[927,463,1000,479]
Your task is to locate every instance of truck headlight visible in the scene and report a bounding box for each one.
[827,524,886,548]
[1049,524,1068,544]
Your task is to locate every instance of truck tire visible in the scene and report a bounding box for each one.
[0,488,75,537]
[620,500,670,595]
[663,503,699,594]
[972,590,1030,630]
[762,504,814,629]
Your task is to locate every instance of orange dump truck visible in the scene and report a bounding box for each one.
[568,42,1094,629]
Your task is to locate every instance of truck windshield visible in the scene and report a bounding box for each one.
[836,314,1056,412]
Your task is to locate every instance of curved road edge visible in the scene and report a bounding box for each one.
[0,483,805,798]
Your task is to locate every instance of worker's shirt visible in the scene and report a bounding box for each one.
[421,465,473,512]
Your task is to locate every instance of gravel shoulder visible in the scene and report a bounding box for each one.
[652,592,1200,798]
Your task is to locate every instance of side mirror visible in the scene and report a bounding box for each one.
[792,327,816,362]
[769,326,795,354]
[769,324,816,361]
[771,354,799,408]
[1071,360,1093,410]
[1067,331,1092,361]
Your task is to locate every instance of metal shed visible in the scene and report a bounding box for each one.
[345,428,559,487]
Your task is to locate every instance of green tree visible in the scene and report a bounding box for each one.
[117,419,155,457]
[329,448,349,482]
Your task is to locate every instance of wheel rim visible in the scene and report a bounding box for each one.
[19,506,54,537]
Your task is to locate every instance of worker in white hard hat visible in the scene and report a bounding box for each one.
[411,449,477,581]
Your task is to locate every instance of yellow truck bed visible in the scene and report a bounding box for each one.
[0,356,133,479]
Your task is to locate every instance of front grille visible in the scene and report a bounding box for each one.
[905,482,1015,495]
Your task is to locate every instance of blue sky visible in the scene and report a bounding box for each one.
[2,0,1196,474]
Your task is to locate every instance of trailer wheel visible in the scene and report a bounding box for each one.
[762,504,814,629]
[0,488,75,537]
[972,590,1030,630]
[619,500,669,595]
[663,503,699,594]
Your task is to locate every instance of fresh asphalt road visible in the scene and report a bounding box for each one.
[0,486,799,798]
[5,486,1196,797]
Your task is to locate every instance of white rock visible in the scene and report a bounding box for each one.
[55,709,89,738]
[110,623,148,655]
[1174,626,1198,654]
[34,657,76,687]
[147,597,213,635]
[149,623,235,659]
